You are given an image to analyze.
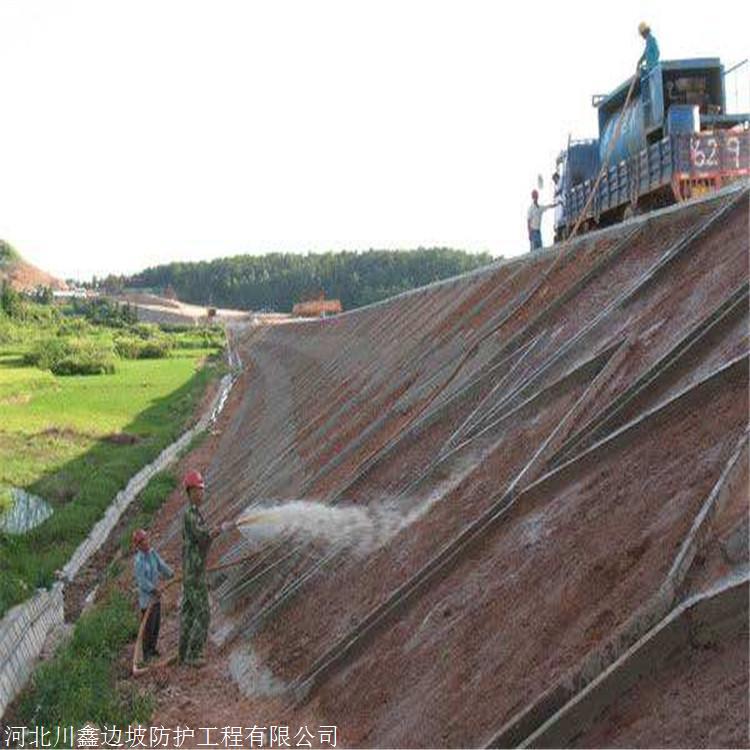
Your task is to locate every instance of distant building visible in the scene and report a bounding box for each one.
[52,288,89,299]
[292,293,343,318]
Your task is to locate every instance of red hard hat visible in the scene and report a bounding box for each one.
[132,528,148,545]
[183,469,205,490]
[531,189,539,199]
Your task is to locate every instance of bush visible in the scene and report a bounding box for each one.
[70,297,137,327]
[18,302,59,325]
[113,336,141,359]
[171,327,225,350]
[23,337,70,369]
[158,322,192,333]
[25,336,116,375]
[131,322,160,340]
[137,340,171,358]
[52,351,116,376]
[0,313,18,345]
[56,316,92,336]
[114,335,171,360]
[1,281,23,317]
[114,322,176,359]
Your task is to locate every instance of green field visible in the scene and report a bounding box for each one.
[0,321,225,616]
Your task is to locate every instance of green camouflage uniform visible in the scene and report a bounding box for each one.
[179,503,212,663]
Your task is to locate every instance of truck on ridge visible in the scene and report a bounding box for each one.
[554,58,750,241]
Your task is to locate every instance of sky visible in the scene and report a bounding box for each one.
[1,0,748,280]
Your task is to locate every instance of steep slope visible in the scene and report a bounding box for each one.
[150,183,749,747]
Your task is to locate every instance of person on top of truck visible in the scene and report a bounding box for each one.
[638,22,659,72]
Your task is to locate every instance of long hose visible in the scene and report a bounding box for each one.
[373,64,645,436]
[131,65,644,680]
[131,523,266,676]
[565,63,641,243]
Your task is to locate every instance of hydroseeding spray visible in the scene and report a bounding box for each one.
[222,499,419,693]
[234,477,460,554]
[235,500,406,555]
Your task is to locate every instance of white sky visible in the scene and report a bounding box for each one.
[1,0,748,280]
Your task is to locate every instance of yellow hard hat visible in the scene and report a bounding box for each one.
[638,21,650,34]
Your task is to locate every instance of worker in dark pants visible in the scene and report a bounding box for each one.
[133,528,174,661]
[527,189,555,252]
[179,470,229,666]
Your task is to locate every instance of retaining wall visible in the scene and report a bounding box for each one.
[0,584,64,721]
[0,363,237,718]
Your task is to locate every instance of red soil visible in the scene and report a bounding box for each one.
[573,628,749,748]
[113,190,750,748]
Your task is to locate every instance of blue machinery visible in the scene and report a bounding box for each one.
[554,58,750,240]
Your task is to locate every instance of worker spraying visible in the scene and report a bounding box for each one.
[131,476,384,674]
[129,474,255,676]
[179,469,229,667]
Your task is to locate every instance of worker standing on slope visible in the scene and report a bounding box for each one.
[638,22,660,72]
[179,469,226,666]
[133,528,174,661]
[527,190,555,252]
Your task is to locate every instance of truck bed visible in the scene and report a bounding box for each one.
[562,130,750,232]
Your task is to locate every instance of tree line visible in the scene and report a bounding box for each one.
[124,248,495,312]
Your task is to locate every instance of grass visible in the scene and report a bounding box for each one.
[0,485,12,513]
[0,343,226,616]
[0,305,227,724]
[0,350,217,436]
[24,336,116,375]
[14,463,183,728]
[15,589,153,728]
